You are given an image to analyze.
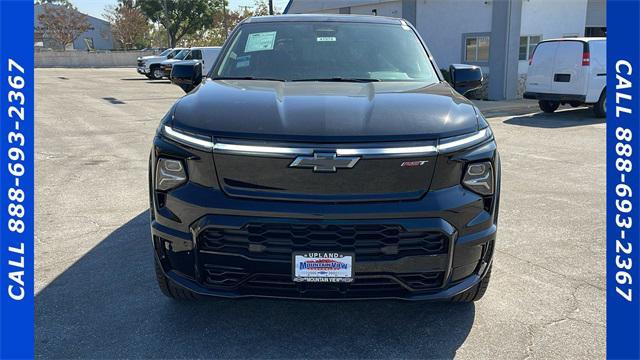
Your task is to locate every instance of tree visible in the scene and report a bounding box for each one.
[253,0,280,16]
[137,0,221,48]
[35,0,74,8]
[37,3,91,51]
[103,2,150,49]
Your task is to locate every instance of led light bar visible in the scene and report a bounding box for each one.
[164,125,491,155]
[437,128,492,153]
[163,125,214,150]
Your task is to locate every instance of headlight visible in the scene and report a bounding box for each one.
[463,161,494,195]
[438,127,492,153]
[155,158,187,191]
[162,125,214,151]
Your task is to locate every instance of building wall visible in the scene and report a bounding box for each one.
[518,0,588,74]
[415,0,492,72]
[35,50,153,68]
[286,0,399,13]
[312,7,340,13]
[349,1,402,16]
[74,16,114,50]
[34,4,114,51]
[586,0,606,27]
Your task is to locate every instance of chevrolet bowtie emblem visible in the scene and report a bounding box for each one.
[289,153,359,173]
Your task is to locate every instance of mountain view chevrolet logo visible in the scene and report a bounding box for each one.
[289,153,359,173]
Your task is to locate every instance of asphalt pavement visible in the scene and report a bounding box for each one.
[35,68,605,359]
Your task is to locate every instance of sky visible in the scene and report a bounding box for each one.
[74,0,291,20]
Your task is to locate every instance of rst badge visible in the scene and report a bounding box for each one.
[401,160,428,167]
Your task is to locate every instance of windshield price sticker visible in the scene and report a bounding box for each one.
[245,31,277,53]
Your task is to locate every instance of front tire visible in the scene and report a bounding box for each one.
[539,100,560,113]
[154,258,200,300]
[149,65,163,80]
[451,266,492,302]
[593,90,606,118]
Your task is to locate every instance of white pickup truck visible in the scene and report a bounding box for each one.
[137,48,186,80]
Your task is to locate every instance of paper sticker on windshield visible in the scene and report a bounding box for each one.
[317,36,336,42]
[245,31,277,53]
[236,55,250,68]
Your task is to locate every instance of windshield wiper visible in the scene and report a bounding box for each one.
[290,77,380,83]
[211,76,285,82]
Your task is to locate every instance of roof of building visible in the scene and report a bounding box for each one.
[33,3,110,27]
[243,13,403,25]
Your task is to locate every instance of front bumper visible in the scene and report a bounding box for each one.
[150,135,500,300]
[162,65,173,77]
[137,66,149,75]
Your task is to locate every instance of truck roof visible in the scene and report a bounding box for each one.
[242,14,404,25]
[540,37,606,43]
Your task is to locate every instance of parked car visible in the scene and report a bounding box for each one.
[137,48,185,80]
[150,15,499,302]
[162,46,221,78]
[524,37,606,117]
[159,48,192,78]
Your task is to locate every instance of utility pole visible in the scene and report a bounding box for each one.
[162,0,171,47]
[268,0,273,15]
[222,0,228,36]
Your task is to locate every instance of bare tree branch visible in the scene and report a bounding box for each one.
[37,4,91,51]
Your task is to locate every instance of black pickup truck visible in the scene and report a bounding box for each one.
[149,14,499,302]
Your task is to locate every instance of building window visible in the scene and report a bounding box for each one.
[464,35,490,63]
[585,27,606,37]
[83,37,95,51]
[519,35,541,61]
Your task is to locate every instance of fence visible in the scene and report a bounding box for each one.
[35,50,155,68]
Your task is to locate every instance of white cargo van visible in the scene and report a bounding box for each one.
[187,47,221,74]
[161,47,221,78]
[524,38,606,117]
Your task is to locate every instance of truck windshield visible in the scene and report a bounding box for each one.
[159,48,172,56]
[173,49,190,60]
[214,21,439,83]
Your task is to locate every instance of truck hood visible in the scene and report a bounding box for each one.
[171,79,479,142]
[139,55,165,62]
[161,58,182,65]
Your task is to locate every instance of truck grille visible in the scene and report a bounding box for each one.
[201,264,445,296]
[137,60,144,67]
[198,223,448,261]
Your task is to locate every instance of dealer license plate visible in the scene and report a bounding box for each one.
[293,252,354,283]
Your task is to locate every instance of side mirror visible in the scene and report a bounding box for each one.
[449,64,483,97]
[170,63,203,93]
